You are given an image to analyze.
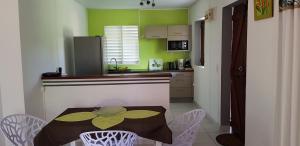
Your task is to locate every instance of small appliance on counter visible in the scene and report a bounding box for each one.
[184,59,192,68]
[168,62,177,70]
[149,59,163,71]
[42,67,62,78]
[167,58,192,71]
[178,59,184,70]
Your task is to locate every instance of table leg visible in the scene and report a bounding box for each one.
[155,141,163,146]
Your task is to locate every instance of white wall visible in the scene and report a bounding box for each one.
[0,0,26,145]
[19,0,88,119]
[56,0,88,75]
[19,0,59,119]
[189,0,237,124]
[245,0,279,146]
[190,0,280,146]
[0,87,3,145]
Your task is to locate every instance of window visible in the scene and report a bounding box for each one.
[200,20,205,66]
[104,26,140,65]
[194,20,205,66]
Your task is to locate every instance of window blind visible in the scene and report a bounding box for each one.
[104,26,140,65]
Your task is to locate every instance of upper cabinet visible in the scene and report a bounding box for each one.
[144,26,168,39]
[144,25,190,39]
[167,25,189,36]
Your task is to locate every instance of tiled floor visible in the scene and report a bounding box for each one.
[169,103,231,146]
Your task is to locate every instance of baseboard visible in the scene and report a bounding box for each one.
[193,101,221,126]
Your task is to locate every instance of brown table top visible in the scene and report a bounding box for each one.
[34,106,172,146]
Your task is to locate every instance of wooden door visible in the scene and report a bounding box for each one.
[230,4,247,143]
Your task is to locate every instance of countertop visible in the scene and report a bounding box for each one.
[41,69,193,80]
[107,69,194,74]
[41,72,172,80]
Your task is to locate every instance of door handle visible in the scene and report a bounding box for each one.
[238,66,244,72]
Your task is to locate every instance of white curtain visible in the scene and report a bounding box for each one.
[277,2,300,146]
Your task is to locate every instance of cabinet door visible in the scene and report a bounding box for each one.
[170,72,193,87]
[168,25,189,36]
[144,26,167,39]
[170,87,193,98]
[170,72,194,98]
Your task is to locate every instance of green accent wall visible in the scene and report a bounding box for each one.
[88,9,190,70]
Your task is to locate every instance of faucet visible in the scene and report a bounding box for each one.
[110,58,118,71]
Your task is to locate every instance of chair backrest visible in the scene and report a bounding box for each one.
[80,130,137,146]
[167,109,206,146]
[0,114,47,146]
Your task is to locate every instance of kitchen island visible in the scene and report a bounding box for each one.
[42,73,171,121]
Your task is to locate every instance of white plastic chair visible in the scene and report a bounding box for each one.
[80,130,137,146]
[0,114,47,146]
[164,109,206,146]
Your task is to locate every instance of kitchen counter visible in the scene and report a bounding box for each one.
[107,69,194,74]
[41,69,194,81]
[41,72,172,80]
[42,72,171,87]
[41,72,171,121]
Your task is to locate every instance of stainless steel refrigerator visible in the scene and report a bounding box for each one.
[73,36,103,76]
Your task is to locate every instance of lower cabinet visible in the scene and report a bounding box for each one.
[170,87,193,98]
[170,72,194,102]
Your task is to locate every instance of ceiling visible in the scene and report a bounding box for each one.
[75,0,197,9]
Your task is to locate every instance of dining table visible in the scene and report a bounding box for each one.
[34,106,172,146]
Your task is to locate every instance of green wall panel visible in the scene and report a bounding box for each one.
[88,9,190,70]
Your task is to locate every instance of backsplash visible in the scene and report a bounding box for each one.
[88,9,190,70]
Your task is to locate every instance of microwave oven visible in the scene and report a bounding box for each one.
[167,40,189,51]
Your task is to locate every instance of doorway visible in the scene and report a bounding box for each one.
[219,1,247,146]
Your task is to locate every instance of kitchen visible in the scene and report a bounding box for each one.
[41,4,195,122]
[3,0,291,146]
[1,0,203,145]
